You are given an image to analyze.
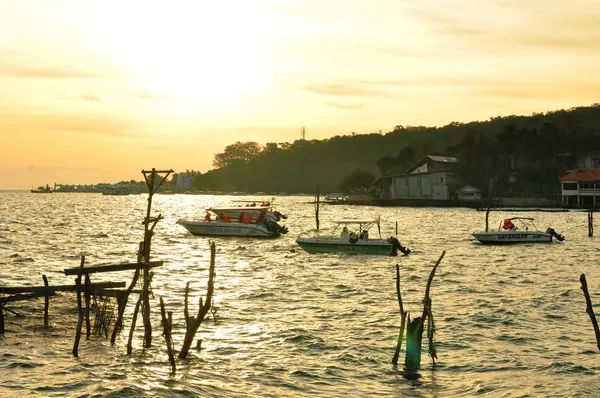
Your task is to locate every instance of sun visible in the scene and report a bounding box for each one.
[82,1,273,103]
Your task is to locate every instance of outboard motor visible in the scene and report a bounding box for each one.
[387,236,411,255]
[264,220,288,236]
[546,227,565,242]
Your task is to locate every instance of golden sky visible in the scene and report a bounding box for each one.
[1,0,600,189]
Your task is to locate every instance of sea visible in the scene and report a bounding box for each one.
[0,191,599,397]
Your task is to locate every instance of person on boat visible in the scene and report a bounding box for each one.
[503,219,516,230]
[239,213,244,223]
[349,231,359,243]
[223,213,231,223]
[340,226,349,239]
[359,229,369,240]
[243,213,253,224]
[204,212,211,221]
[256,210,265,224]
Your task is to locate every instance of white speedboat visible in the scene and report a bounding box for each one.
[295,218,410,256]
[177,202,288,238]
[472,217,565,245]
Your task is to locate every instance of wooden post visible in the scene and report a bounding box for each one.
[315,184,320,230]
[178,242,217,359]
[392,264,407,365]
[42,274,49,326]
[395,221,398,236]
[404,251,445,372]
[127,297,142,355]
[580,273,600,351]
[0,302,4,334]
[84,274,92,338]
[589,211,594,237]
[72,255,86,357]
[140,168,172,348]
[111,243,143,346]
[485,178,494,232]
[159,297,176,374]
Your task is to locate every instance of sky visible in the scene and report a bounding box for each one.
[1,0,600,189]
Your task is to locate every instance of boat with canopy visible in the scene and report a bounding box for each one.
[472,217,565,244]
[295,217,410,256]
[177,201,288,238]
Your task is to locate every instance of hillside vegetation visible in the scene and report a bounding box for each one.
[177,104,600,194]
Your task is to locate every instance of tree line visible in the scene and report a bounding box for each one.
[169,104,600,195]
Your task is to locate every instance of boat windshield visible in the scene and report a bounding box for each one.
[331,218,381,238]
[498,217,538,231]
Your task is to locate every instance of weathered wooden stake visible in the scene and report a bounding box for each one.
[396,221,398,236]
[588,211,594,237]
[42,274,49,326]
[178,242,217,359]
[84,274,92,338]
[127,297,142,355]
[159,297,176,374]
[140,168,172,348]
[485,178,494,232]
[72,255,86,357]
[392,264,407,365]
[404,251,445,372]
[0,303,4,334]
[315,184,320,230]
[580,273,600,351]
[110,242,143,346]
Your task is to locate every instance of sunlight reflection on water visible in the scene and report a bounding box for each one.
[0,192,599,396]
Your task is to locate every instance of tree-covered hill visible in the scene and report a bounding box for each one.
[180,104,600,193]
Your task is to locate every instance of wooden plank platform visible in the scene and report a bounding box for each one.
[64,261,163,276]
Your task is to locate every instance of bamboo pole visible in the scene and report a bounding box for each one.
[72,255,86,357]
[42,275,49,326]
[178,242,216,359]
[589,211,594,237]
[159,297,176,374]
[580,273,600,351]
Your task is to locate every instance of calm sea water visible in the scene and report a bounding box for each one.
[0,192,599,397]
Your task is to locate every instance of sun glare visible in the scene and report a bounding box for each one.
[81,1,273,104]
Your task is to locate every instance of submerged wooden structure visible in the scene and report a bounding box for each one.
[392,251,445,375]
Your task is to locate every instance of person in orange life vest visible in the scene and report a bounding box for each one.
[204,212,211,221]
[239,213,244,223]
[243,213,252,224]
[503,219,515,230]
[223,213,231,223]
[256,210,265,224]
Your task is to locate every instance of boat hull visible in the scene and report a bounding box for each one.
[177,220,276,238]
[295,238,396,255]
[472,231,553,244]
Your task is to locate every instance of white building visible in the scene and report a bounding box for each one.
[375,155,461,200]
[560,168,600,208]
[456,185,482,201]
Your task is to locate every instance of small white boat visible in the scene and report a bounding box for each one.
[296,218,410,256]
[472,217,565,245]
[177,202,288,238]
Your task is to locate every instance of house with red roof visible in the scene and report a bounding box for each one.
[560,168,600,207]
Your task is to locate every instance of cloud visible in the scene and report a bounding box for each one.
[81,94,102,102]
[302,83,391,97]
[0,111,136,138]
[325,101,365,110]
[0,63,104,78]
